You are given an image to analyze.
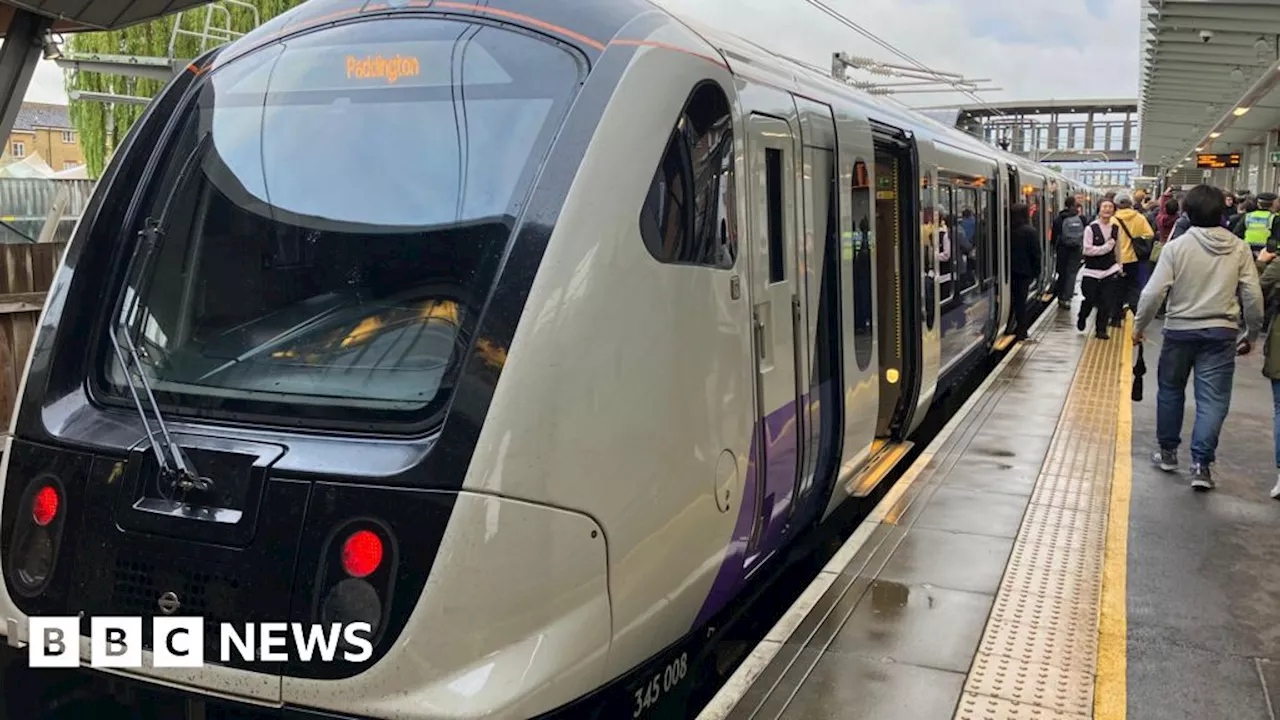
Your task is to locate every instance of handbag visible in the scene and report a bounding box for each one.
[1118,219,1154,262]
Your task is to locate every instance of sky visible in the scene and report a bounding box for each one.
[16,0,1141,108]
[654,0,1141,108]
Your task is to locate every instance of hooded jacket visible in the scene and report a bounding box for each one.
[1134,225,1264,338]
[1113,208,1154,264]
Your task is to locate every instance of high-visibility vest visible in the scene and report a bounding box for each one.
[1244,210,1275,248]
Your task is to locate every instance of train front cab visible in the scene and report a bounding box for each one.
[0,9,631,719]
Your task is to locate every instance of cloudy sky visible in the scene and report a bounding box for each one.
[20,0,1140,107]
[654,0,1142,108]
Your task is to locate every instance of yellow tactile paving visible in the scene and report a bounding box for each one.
[955,319,1131,720]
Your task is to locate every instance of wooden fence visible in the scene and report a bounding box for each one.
[0,243,67,431]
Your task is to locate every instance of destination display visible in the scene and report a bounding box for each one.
[1197,153,1241,169]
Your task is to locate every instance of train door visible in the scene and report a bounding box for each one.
[872,125,923,442]
[1000,164,1019,340]
[743,112,803,571]
[790,96,844,530]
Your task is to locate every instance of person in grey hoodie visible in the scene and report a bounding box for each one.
[1134,184,1265,491]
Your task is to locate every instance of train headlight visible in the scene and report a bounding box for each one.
[8,477,66,597]
[321,578,383,635]
[313,520,396,655]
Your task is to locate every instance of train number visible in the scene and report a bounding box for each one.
[632,652,688,718]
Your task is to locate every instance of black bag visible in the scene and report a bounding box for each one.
[1118,219,1153,262]
[1132,344,1146,402]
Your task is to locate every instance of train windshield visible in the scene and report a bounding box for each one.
[100,17,581,427]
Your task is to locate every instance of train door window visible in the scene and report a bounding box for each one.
[978,186,994,288]
[937,183,955,306]
[766,148,785,282]
[851,159,874,371]
[921,174,935,330]
[955,185,980,296]
[639,83,736,270]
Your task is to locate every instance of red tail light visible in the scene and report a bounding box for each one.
[341,530,383,578]
[31,486,58,527]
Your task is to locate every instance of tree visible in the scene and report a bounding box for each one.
[63,0,302,177]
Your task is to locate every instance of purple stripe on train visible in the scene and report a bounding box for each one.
[694,396,800,627]
[693,287,995,627]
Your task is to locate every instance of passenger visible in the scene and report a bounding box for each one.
[1232,191,1280,257]
[1112,192,1156,323]
[1133,184,1265,491]
[1252,246,1280,499]
[1078,199,1122,339]
[1010,202,1040,341]
[1052,196,1086,309]
[1156,196,1179,245]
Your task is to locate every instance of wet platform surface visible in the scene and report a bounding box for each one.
[1125,324,1280,720]
[707,307,1101,720]
[703,300,1280,720]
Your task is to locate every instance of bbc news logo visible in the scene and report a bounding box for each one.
[28,617,373,668]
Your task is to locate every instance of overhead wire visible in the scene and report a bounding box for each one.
[800,0,1004,115]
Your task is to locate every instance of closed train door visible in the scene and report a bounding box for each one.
[743,111,803,572]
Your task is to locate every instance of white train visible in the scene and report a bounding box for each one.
[0,0,1095,717]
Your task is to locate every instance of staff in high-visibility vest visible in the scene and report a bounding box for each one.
[1232,192,1280,255]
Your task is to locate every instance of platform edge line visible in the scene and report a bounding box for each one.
[693,309,1057,720]
[1094,317,1132,720]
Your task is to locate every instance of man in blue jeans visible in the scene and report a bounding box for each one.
[1133,184,1264,491]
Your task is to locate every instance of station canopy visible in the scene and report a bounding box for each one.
[1140,0,1280,174]
[0,0,211,35]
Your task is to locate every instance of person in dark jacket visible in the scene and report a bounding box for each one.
[1051,196,1085,309]
[1010,202,1041,341]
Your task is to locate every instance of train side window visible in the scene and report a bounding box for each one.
[765,148,785,282]
[850,159,873,371]
[639,82,736,269]
[979,187,994,287]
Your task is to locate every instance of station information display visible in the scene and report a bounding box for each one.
[1197,153,1241,169]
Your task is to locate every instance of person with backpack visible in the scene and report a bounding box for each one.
[1078,199,1122,339]
[1134,184,1265,491]
[1052,196,1086,309]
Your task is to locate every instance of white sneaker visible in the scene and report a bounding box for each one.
[1270,475,1280,500]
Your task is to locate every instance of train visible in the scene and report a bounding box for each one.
[0,0,1099,718]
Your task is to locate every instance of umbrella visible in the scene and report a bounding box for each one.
[1132,344,1146,402]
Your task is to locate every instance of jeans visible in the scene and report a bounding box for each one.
[1157,336,1237,465]
[1055,246,1082,301]
[1273,379,1280,468]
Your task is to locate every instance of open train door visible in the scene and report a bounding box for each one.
[994,162,1019,347]
[870,123,923,443]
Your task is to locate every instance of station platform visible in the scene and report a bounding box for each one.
[698,303,1280,720]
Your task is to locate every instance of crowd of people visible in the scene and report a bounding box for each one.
[1038,184,1279,496]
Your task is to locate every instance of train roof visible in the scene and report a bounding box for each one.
[668,10,1095,193]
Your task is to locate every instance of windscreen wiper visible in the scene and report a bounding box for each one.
[109,220,214,498]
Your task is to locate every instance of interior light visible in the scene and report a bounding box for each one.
[1210,132,1222,138]
[1234,107,1251,116]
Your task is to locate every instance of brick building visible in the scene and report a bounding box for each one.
[2,103,85,172]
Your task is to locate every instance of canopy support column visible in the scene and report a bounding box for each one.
[0,10,53,144]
